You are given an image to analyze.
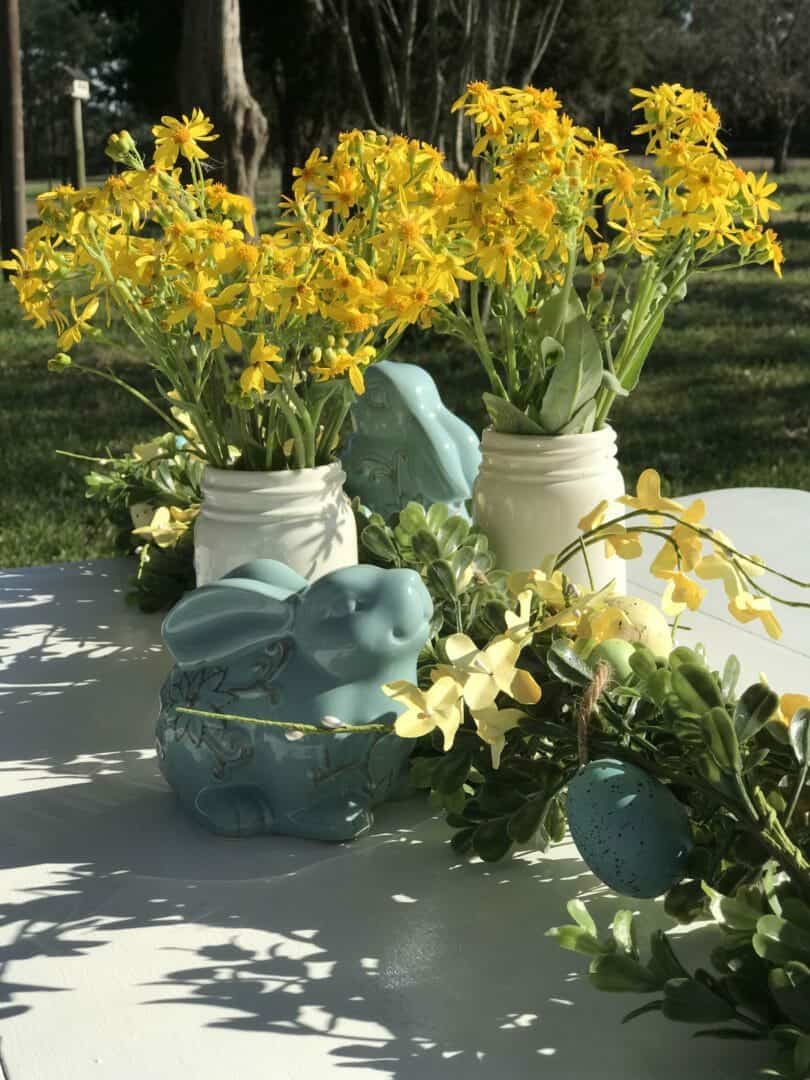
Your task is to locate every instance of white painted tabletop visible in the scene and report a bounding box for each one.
[2,489,809,1080]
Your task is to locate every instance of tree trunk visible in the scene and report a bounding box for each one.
[773,115,796,175]
[178,0,269,204]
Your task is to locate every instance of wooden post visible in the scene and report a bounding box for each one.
[70,95,86,189]
[0,0,26,264]
[64,73,90,189]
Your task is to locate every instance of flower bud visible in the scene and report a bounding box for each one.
[105,130,137,164]
[47,353,72,372]
[311,347,322,364]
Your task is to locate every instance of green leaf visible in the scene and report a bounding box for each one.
[769,964,810,1030]
[589,953,662,993]
[648,931,690,983]
[483,393,545,435]
[617,308,665,393]
[450,547,475,587]
[550,925,606,956]
[795,1033,810,1075]
[661,977,737,1023]
[440,517,471,553]
[450,826,475,855]
[538,315,603,433]
[557,398,597,434]
[622,1000,664,1024]
[426,560,457,602]
[409,756,441,789]
[721,655,742,699]
[629,645,658,679]
[546,639,594,687]
[360,523,399,564]
[432,749,473,794]
[511,281,529,317]
[601,369,629,397]
[669,646,702,670]
[397,502,427,535]
[568,898,597,937]
[755,915,810,966]
[426,502,450,530]
[507,797,547,843]
[703,885,761,931]
[612,910,638,956]
[702,707,743,774]
[535,287,585,339]
[472,817,512,862]
[780,901,810,934]
[790,708,810,765]
[671,664,724,715]
[735,683,779,742]
[411,529,442,563]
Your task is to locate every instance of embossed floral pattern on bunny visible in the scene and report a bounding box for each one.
[156,559,432,841]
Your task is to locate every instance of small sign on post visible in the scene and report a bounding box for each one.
[62,65,90,189]
[69,78,90,102]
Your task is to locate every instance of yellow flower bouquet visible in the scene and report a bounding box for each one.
[434,82,784,435]
[2,116,466,471]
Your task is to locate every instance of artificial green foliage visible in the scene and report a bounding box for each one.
[355,500,511,668]
[68,434,203,611]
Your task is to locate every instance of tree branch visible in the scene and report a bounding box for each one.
[521,0,565,86]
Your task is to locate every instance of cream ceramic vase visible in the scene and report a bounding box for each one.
[194,462,358,586]
[472,425,626,592]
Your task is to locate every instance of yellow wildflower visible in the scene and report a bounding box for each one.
[239,334,283,394]
[152,109,218,167]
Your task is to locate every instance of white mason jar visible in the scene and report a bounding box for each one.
[472,426,626,592]
[194,462,358,586]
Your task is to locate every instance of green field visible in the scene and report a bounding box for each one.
[2,166,810,568]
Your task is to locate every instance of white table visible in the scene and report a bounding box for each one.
[2,489,809,1080]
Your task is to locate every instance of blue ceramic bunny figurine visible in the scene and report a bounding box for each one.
[156,558,433,842]
[340,360,481,519]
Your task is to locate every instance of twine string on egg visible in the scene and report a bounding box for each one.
[575,660,611,766]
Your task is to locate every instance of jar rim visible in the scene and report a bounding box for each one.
[480,423,617,452]
[201,460,346,493]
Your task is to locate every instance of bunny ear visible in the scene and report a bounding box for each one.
[222,559,308,601]
[162,582,295,667]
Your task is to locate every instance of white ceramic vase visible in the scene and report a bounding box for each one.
[472,425,626,592]
[194,462,358,586]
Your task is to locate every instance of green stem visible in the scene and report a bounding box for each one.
[67,362,182,433]
[553,230,578,341]
[471,280,508,398]
[177,706,393,735]
[785,762,809,828]
[274,389,308,470]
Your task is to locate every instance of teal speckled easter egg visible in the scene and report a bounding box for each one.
[567,758,693,899]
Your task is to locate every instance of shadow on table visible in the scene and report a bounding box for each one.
[0,563,770,1078]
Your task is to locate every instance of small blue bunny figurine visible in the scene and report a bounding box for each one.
[156,559,433,842]
[340,360,481,519]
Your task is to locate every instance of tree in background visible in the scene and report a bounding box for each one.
[19,0,131,181]
[178,0,268,203]
[243,0,350,200]
[321,0,564,172]
[540,0,688,142]
[688,0,810,173]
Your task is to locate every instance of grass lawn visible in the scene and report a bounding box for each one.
[2,165,810,568]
